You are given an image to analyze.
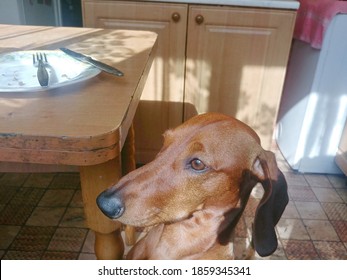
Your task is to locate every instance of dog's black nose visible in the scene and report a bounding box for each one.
[96,189,125,219]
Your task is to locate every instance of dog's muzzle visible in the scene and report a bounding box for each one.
[96,189,125,219]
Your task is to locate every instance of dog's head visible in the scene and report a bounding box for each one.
[97,112,288,256]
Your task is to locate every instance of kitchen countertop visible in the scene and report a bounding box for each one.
[133,0,300,9]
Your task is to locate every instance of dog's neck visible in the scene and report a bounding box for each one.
[127,207,237,259]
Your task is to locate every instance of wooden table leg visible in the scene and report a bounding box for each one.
[80,157,124,260]
[121,123,137,246]
[121,123,136,176]
[94,230,124,260]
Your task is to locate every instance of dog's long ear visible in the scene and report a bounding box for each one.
[251,150,288,257]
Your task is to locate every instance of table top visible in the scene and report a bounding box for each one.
[0,24,157,166]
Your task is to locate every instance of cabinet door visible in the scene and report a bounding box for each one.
[83,0,187,162]
[185,6,296,148]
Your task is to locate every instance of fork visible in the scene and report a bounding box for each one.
[33,53,49,87]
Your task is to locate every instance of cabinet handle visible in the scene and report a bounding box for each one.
[195,15,204,25]
[172,12,181,23]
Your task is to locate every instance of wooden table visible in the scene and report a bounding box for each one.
[0,25,157,259]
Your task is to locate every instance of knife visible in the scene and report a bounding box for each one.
[59,47,124,77]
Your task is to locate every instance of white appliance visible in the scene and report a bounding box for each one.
[276,14,347,174]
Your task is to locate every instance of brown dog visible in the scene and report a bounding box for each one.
[97,113,288,259]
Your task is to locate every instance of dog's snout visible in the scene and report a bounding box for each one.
[97,189,125,219]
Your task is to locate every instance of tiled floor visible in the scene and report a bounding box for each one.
[0,147,346,260]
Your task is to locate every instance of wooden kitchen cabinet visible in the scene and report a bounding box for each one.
[83,0,187,163]
[185,6,296,148]
[82,0,296,162]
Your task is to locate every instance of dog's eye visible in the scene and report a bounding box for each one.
[189,158,207,171]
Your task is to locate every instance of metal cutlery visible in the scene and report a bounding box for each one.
[59,47,124,77]
[33,53,49,87]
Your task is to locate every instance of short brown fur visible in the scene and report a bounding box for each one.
[97,113,288,259]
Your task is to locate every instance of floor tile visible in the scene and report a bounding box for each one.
[3,250,43,260]
[276,218,310,240]
[255,241,287,260]
[282,240,320,260]
[60,207,86,228]
[48,227,88,252]
[288,186,318,202]
[38,189,74,207]
[303,220,340,241]
[0,173,29,187]
[311,188,343,203]
[9,226,55,252]
[336,188,347,203]
[295,201,328,220]
[281,201,300,219]
[69,190,83,207]
[234,216,248,238]
[304,174,333,188]
[11,187,45,206]
[26,207,66,226]
[275,157,292,173]
[78,252,97,260]
[236,216,254,239]
[321,203,347,221]
[331,220,347,242]
[232,237,253,259]
[49,173,80,189]
[243,197,259,217]
[81,230,95,254]
[0,225,21,249]
[42,251,79,260]
[0,186,18,205]
[313,241,347,260]
[23,173,55,188]
[327,175,346,189]
[283,172,309,187]
[0,203,35,225]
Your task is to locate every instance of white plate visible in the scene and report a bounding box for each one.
[0,50,101,92]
